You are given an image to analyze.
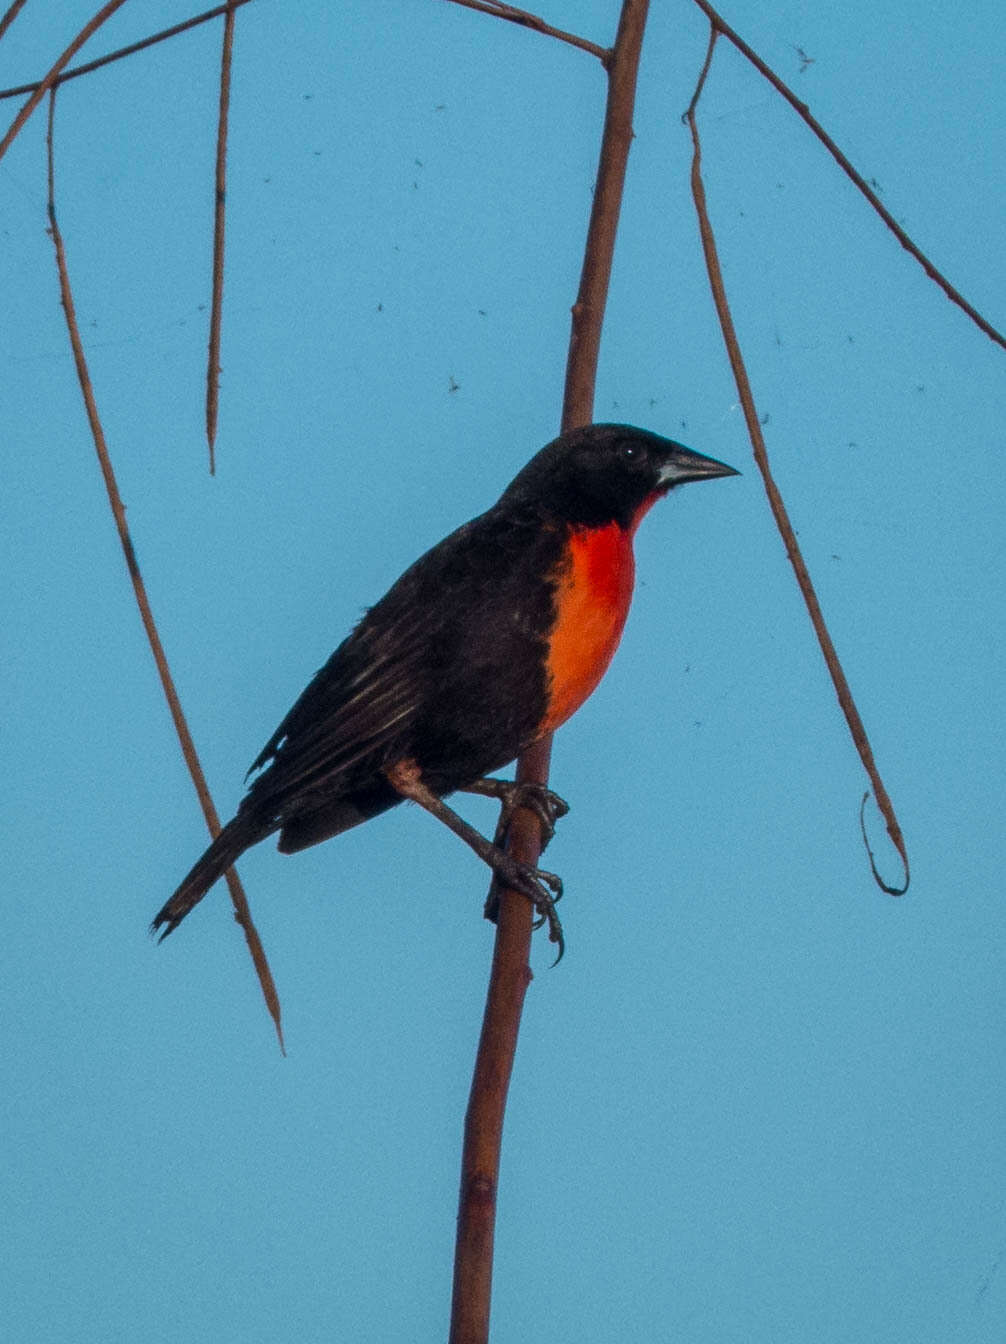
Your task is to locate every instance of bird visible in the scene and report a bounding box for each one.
[152,423,737,955]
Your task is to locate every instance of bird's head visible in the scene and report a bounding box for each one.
[500,423,739,531]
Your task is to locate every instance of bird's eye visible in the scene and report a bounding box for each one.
[618,441,641,461]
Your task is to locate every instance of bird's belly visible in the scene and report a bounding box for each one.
[541,522,635,735]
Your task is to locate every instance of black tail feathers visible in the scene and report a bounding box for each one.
[151,814,263,941]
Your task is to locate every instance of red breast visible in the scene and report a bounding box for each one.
[541,495,659,735]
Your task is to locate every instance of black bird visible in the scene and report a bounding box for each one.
[152,423,737,953]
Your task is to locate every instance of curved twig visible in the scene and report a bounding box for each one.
[685,27,909,895]
[45,87,286,1050]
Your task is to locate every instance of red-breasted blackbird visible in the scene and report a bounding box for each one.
[152,423,737,953]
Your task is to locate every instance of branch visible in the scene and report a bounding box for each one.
[688,0,1005,352]
[44,87,286,1050]
[0,1,258,102]
[449,6,651,1340]
[0,0,602,107]
[0,0,30,46]
[0,0,129,164]
[685,28,909,895]
[206,2,238,470]
[443,0,609,63]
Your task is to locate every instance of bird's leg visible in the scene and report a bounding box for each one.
[384,761,565,960]
[461,778,569,929]
[461,777,570,850]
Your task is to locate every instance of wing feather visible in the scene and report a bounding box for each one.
[242,579,437,817]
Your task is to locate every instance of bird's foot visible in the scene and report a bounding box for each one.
[465,777,570,850]
[487,853,565,964]
[383,762,567,961]
[483,855,565,963]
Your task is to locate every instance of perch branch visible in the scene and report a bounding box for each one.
[449,6,651,1341]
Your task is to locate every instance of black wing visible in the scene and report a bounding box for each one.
[240,503,560,823]
[243,591,432,817]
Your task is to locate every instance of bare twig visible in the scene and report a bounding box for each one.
[45,88,286,1050]
[0,0,258,101]
[0,0,601,104]
[0,0,129,164]
[449,6,651,1341]
[206,2,237,470]
[0,0,30,46]
[688,0,1005,352]
[685,28,909,895]
[444,0,609,63]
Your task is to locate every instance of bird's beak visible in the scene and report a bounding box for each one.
[657,445,740,487]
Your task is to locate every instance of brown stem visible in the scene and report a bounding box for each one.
[0,0,29,46]
[685,29,909,894]
[688,0,1005,353]
[206,2,237,470]
[0,0,600,105]
[0,0,258,101]
[448,5,650,1341]
[0,0,129,163]
[44,88,286,1050]
[443,0,609,63]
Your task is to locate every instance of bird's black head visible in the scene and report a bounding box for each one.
[500,423,738,530]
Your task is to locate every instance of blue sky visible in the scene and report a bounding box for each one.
[3,2,1004,1341]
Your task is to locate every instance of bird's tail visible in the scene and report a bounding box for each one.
[151,813,264,941]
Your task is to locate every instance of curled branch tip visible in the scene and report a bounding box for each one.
[859,792,910,896]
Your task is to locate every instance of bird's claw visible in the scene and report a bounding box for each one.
[490,858,565,964]
[490,782,570,851]
[531,873,565,966]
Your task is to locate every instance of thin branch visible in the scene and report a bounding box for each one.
[688,0,1005,352]
[685,28,909,895]
[449,6,650,1341]
[206,1,237,470]
[0,0,600,105]
[443,0,609,63]
[0,0,30,47]
[561,0,651,427]
[45,88,286,1049]
[0,0,258,101]
[0,0,129,164]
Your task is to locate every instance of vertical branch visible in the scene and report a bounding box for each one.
[45,89,285,1051]
[206,1,237,470]
[448,5,650,1342]
[561,0,649,430]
